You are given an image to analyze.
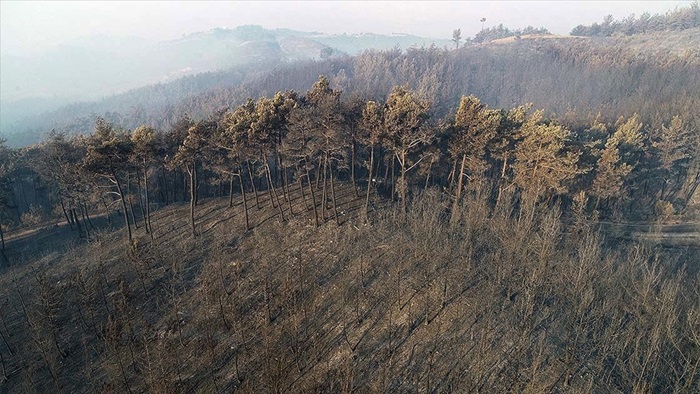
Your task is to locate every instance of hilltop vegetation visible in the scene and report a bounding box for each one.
[571,1,700,37]
[0,5,699,392]
[2,74,698,244]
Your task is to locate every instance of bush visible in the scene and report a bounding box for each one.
[20,205,46,226]
[655,200,675,221]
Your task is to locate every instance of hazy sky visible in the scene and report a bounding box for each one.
[1,0,694,55]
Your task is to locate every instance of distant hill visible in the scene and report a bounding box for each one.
[3,27,698,148]
[0,25,451,136]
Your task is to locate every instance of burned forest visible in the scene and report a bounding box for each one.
[1,2,700,393]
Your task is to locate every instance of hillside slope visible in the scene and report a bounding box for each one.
[1,182,698,392]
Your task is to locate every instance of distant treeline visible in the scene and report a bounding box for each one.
[571,1,700,36]
[5,28,699,151]
[473,24,550,43]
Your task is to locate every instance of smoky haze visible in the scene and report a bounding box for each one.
[1,1,692,55]
[0,0,694,136]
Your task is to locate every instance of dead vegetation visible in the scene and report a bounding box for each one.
[0,183,698,393]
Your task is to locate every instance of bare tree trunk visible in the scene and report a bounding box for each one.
[306,168,319,227]
[298,167,308,210]
[316,156,323,190]
[136,169,148,230]
[128,196,138,230]
[500,154,509,179]
[450,154,467,225]
[495,155,509,210]
[400,151,407,213]
[100,196,114,227]
[161,166,169,205]
[83,201,94,229]
[391,155,396,202]
[60,197,74,230]
[262,152,277,209]
[229,172,235,208]
[0,220,5,253]
[660,177,668,201]
[266,162,285,221]
[330,164,340,225]
[79,204,90,239]
[127,172,139,230]
[424,157,434,191]
[274,149,281,186]
[113,169,133,244]
[189,163,197,236]
[173,171,179,203]
[194,162,199,206]
[181,170,187,202]
[448,159,457,191]
[262,151,284,219]
[72,207,84,238]
[383,155,390,186]
[375,147,383,187]
[143,161,152,238]
[19,179,29,213]
[351,140,359,197]
[322,153,329,220]
[0,234,7,264]
[282,165,293,215]
[364,145,375,220]
[1,347,7,381]
[247,161,260,209]
[237,170,249,231]
[685,171,700,205]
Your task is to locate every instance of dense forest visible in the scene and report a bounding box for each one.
[0,4,699,393]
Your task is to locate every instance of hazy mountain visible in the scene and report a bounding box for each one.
[0,25,451,136]
[4,26,697,148]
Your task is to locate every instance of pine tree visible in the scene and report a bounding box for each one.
[171,120,217,236]
[591,135,633,207]
[652,116,692,201]
[513,111,583,204]
[359,100,385,219]
[452,29,462,49]
[131,126,157,237]
[490,104,530,209]
[448,95,500,224]
[383,85,433,212]
[84,118,135,244]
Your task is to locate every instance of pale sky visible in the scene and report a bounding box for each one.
[0,0,694,55]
